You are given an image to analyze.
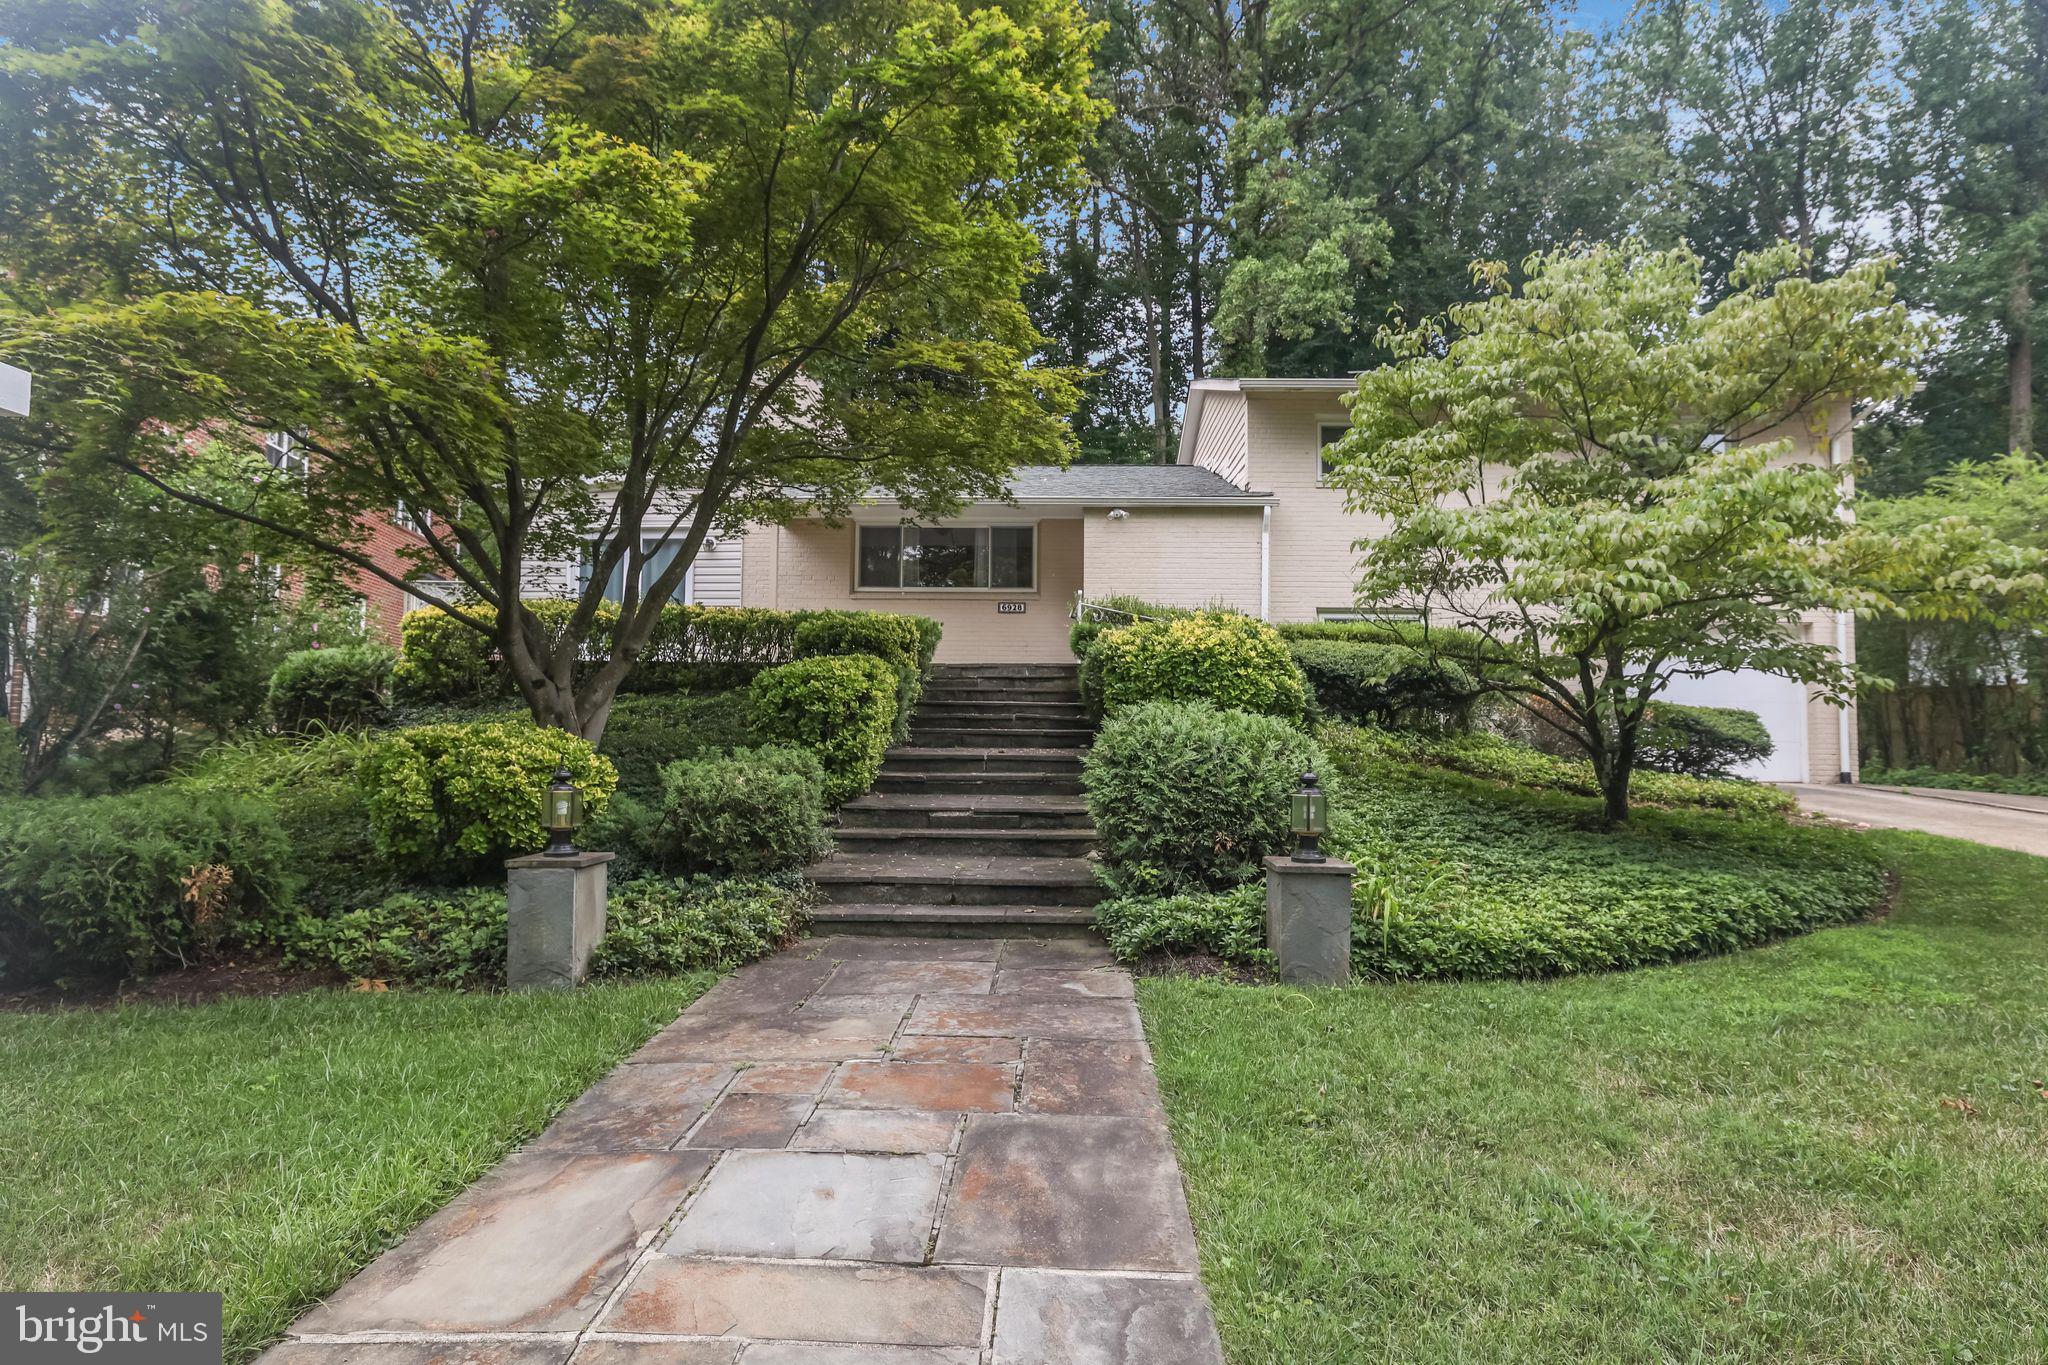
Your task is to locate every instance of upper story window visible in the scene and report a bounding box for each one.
[263,431,307,476]
[1317,423,1350,481]
[579,535,694,606]
[857,524,1035,591]
[395,499,433,536]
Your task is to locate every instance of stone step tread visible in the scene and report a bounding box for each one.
[836,827,1095,845]
[807,852,1100,886]
[887,746,1088,761]
[843,793,1091,812]
[811,903,1098,928]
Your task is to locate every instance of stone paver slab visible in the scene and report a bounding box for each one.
[891,1034,1023,1064]
[260,1347,573,1365]
[731,1061,836,1095]
[993,967,1134,999]
[905,994,1142,1041]
[995,939,1115,968]
[295,1151,712,1334]
[819,960,996,996]
[528,1062,733,1151]
[1021,1041,1163,1118]
[740,1347,980,1365]
[791,1109,960,1154]
[990,1269,1223,1364]
[935,1116,1199,1272]
[808,936,1004,962]
[636,1005,902,1063]
[687,1092,813,1148]
[824,1060,1014,1113]
[602,1258,988,1345]
[666,1150,948,1262]
[571,1344,739,1365]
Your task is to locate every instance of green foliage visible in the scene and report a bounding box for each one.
[1094,884,1270,966]
[646,747,831,875]
[1330,239,2035,821]
[589,874,811,979]
[288,887,507,988]
[792,611,934,742]
[392,608,508,705]
[598,691,756,797]
[1286,638,1476,728]
[1093,613,1310,723]
[0,722,20,797]
[267,645,395,731]
[1862,766,2048,797]
[0,789,296,984]
[1084,700,1328,895]
[747,655,899,805]
[1313,724,1886,979]
[359,722,617,877]
[172,730,397,917]
[1331,725,1795,818]
[1638,702,1774,777]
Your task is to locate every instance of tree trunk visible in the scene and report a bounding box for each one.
[2011,264,2034,455]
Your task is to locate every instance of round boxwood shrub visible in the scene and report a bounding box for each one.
[1083,699,1328,895]
[268,643,396,730]
[1094,613,1310,723]
[1637,702,1774,777]
[747,654,898,805]
[360,720,617,876]
[649,746,831,874]
[0,788,296,983]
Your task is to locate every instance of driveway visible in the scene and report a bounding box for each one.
[1784,783,2048,857]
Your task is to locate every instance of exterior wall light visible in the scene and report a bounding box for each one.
[1106,508,1129,520]
[543,764,585,857]
[1289,770,1329,863]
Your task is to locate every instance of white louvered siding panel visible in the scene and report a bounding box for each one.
[691,536,743,606]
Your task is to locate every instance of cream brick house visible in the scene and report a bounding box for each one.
[522,375,1858,784]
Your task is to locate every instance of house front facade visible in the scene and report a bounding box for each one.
[519,377,1858,784]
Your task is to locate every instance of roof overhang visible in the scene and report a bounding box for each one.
[1177,376,1358,464]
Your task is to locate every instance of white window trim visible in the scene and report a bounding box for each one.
[1316,417,1350,486]
[853,521,1039,594]
[263,431,308,477]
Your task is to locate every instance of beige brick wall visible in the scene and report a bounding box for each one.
[1242,390,1394,622]
[740,517,1085,662]
[1081,505,1264,614]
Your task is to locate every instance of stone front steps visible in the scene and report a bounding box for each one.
[809,664,1100,937]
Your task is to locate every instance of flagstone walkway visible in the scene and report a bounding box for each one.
[261,934,1224,1365]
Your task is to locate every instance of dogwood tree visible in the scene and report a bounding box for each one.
[0,0,1098,739]
[1328,240,2040,823]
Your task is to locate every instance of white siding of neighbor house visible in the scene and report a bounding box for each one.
[1080,505,1264,614]
[1189,389,1250,487]
[518,532,742,607]
[738,517,1086,662]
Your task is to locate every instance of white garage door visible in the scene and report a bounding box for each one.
[1656,669,1809,782]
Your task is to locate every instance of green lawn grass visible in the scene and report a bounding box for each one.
[0,977,711,1361]
[1142,832,2048,1363]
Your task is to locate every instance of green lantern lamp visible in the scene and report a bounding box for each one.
[542,764,584,857]
[1289,770,1329,863]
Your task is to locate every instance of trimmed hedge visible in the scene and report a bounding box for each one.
[1638,701,1774,777]
[747,654,899,804]
[599,692,756,796]
[1092,613,1310,723]
[267,644,396,730]
[395,601,940,703]
[359,720,618,876]
[1084,700,1327,895]
[0,789,297,984]
[648,746,831,874]
[1287,638,1476,728]
[1861,765,2048,796]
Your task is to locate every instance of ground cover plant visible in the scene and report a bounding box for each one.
[0,979,708,1362]
[1861,765,2048,796]
[1140,833,2048,1362]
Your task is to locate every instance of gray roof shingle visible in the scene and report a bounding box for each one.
[1000,464,1270,503]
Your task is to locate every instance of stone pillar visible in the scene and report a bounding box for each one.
[1263,854,1355,987]
[505,851,614,990]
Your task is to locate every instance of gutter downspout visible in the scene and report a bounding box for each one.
[1831,424,1854,784]
[1259,505,1271,621]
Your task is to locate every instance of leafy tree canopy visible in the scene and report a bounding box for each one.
[1330,240,2042,822]
[0,0,1101,738]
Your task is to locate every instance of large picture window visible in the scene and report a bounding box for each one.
[857,524,1035,591]
[580,536,695,605]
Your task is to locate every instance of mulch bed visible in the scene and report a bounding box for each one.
[0,957,343,1013]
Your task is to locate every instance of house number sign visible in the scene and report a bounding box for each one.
[996,601,1027,614]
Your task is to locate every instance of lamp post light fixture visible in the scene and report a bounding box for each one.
[1289,769,1329,863]
[542,764,585,857]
